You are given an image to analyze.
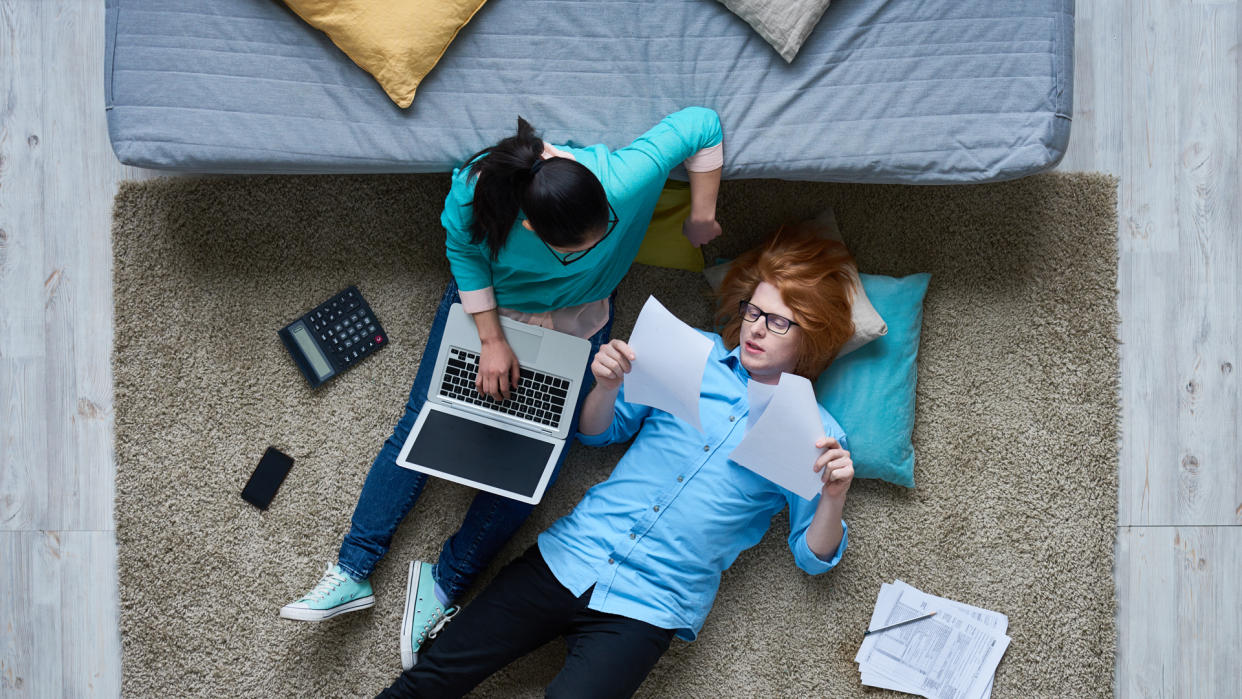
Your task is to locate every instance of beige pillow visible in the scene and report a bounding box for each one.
[703,208,887,357]
[283,0,488,108]
[717,0,832,63]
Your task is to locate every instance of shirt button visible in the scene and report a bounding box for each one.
[653,505,660,512]
[677,476,684,482]
[703,445,710,452]
[629,533,636,540]
[729,415,736,422]
[608,558,615,565]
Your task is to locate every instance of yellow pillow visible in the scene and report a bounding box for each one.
[634,181,705,272]
[283,0,488,108]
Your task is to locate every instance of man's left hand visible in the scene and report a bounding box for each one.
[813,436,853,499]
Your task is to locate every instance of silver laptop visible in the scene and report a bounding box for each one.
[395,304,592,504]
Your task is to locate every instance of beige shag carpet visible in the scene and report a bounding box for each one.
[113,173,1118,698]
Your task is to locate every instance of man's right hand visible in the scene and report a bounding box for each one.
[590,340,636,391]
[477,337,520,401]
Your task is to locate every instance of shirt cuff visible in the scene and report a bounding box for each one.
[798,520,848,574]
[576,428,613,447]
[683,142,724,172]
[458,286,497,314]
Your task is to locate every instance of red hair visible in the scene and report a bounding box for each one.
[716,223,856,379]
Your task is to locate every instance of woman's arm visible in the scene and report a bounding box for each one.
[606,107,723,197]
[684,166,723,247]
[472,308,520,401]
[442,172,496,299]
[442,171,522,401]
[607,107,724,246]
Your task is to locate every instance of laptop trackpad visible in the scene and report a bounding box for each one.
[503,323,543,364]
[408,410,555,498]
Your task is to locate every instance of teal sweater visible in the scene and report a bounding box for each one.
[441,107,723,313]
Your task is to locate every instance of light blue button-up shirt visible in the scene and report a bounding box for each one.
[537,331,849,641]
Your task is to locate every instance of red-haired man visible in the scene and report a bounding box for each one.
[378,228,858,698]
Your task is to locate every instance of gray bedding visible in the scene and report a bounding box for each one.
[104,0,1073,183]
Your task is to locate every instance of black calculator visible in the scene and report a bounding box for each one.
[278,286,388,388]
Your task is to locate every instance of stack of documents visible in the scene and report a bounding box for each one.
[855,580,1011,699]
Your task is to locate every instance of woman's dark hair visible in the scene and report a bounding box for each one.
[466,117,609,260]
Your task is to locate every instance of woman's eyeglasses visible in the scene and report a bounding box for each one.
[542,202,620,266]
[739,300,799,335]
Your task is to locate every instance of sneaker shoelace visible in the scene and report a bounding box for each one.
[303,567,348,602]
[417,605,460,642]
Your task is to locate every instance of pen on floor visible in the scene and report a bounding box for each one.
[863,611,936,639]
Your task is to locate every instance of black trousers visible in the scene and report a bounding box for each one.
[376,545,676,699]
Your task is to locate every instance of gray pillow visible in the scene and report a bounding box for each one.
[716,0,832,63]
[703,208,888,358]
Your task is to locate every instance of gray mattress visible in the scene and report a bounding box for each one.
[104,0,1073,183]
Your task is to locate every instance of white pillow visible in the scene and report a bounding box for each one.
[703,208,887,358]
[716,0,833,63]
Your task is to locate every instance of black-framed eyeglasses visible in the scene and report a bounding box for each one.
[739,300,799,335]
[542,202,620,266]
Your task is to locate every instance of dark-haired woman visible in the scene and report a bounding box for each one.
[281,107,723,667]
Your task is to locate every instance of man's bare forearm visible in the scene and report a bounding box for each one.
[578,382,620,436]
[806,492,845,559]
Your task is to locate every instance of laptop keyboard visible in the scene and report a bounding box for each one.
[440,347,571,428]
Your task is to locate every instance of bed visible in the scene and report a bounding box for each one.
[104,0,1073,183]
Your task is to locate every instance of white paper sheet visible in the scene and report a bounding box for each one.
[856,582,1011,699]
[623,296,712,430]
[728,372,826,500]
[746,380,777,428]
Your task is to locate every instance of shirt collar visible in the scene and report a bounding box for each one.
[721,342,751,382]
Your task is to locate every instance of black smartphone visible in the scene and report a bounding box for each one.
[242,447,294,510]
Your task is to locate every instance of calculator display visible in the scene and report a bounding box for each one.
[289,322,332,379]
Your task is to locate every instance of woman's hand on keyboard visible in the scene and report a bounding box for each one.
[478,337,521,401]
[590,340,635,392]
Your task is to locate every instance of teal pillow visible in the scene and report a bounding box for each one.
[814,273,930,488]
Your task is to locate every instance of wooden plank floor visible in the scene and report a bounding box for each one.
[1,0,1239,696]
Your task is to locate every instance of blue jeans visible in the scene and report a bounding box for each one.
[338,280,614,601]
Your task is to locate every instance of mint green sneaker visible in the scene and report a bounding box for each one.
[279,564,375,621]
[400,560,458,669]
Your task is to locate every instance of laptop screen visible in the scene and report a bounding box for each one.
[407,409,556,498]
